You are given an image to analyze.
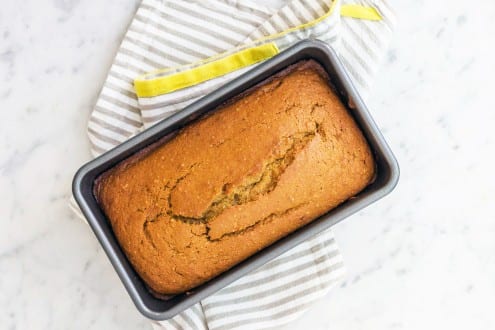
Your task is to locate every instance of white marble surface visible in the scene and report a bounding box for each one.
[1,0,495,329]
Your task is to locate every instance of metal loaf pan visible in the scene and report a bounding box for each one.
[72,40,399,320]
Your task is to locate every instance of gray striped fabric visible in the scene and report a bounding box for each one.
[134,0,341,128]
[70,0,395,329]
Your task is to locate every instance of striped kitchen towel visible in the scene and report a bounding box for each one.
[71,0,395,329]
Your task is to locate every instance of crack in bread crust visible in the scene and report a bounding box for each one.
[166,130,317,227]
[141,129,317,244]
[205,203,306,241]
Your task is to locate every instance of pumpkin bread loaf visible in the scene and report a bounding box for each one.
[95,60,375,295]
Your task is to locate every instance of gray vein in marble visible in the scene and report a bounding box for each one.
[0,140,43,176]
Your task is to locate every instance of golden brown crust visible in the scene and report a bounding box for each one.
[95,61,375,295]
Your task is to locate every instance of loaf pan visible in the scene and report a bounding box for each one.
[72,40,399,320]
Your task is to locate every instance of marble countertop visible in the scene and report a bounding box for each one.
[1,0,494,329]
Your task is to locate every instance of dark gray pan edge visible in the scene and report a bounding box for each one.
[72,40,399,320]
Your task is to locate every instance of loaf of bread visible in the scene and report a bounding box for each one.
[95,60,375,295]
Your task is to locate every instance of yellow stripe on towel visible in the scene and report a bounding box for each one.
[340,4,382,21]
[135,43,279,98]
[134,3,382,98]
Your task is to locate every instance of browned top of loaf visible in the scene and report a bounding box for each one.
[95,61,375,295]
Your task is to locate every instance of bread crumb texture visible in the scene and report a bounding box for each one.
[96,61,375,294]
